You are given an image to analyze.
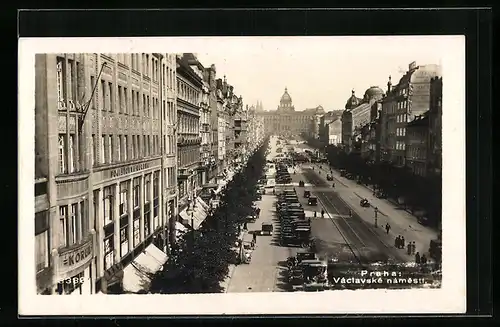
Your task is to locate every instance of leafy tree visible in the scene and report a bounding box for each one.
[150,137,270,294]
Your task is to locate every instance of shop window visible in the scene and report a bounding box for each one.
[133,178,140,208]
[59,205,68,247]
[153,172,159,199]
[119,183,128,216]
[133,218,140,247]
[120,225,128,258]
[103,186,113,225]
[144,175,151,202]
[58,135,66,174]
[144,213,150,237]
[104,236,114,271]
[35,230,49,272]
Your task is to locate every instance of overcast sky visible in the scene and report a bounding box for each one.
[194,36,453,111]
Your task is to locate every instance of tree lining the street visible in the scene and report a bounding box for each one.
[324,144,441,228]
[150,138,270,294]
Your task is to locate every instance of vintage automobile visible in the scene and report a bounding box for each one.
[360,198,370,207]
[308,196,318,206]
[303,190,311,198]
[326,174,333,181]
[260,222,274,236]
[301,260,329,291]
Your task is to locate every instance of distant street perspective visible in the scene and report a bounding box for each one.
[34,50,443,295]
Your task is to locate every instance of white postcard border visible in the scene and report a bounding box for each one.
[18,36,466,315]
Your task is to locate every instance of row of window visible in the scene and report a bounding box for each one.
[90,134,161,168]
[396,114,409,123]
[395,141,406,151]
[56,57,82,108]
[57,131,175,174]
[396,128,406,137]
[58,200,89,248]
[119,54,177,90]
[407,146,425,160]
[178,114,200,135]
[179,147,201,168]
[89,77,161,119]
[177,79,200,106]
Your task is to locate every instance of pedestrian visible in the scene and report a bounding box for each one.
[314,211,317,218]
[243,222,248,230]
[308,217,311,223]
[411,241,416,255]
[395,235,400,248]
[415,252,421,264]
[253,233,257,243]
[321,209,325,218]
[401,236,405,249]
[420,254,427,265]
[407,242,412,255]
[349,209,352,217]
[385,223,391,234]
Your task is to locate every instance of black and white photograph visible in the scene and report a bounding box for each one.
[19,36,465,315]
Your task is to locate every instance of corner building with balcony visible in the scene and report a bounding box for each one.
[34,53,177,295]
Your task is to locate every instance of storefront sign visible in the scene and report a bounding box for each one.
[59,238,93,272]
[110,162,151,178]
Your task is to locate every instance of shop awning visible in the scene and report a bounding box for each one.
[178,206,207,230]
[122,243,168,293]
[196,197,210,213]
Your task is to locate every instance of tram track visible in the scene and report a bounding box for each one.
[303,168,405,264]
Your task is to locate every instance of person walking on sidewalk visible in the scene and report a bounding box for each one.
[411,241,416,255]
[321,209,325,218]
[314,211,317,218]
[253,233,257,243]
[407,242,412,255]
[401,236,405,250]
[385,223,391,234]
[415,252,421,264]
[395,235,400,248]
[420,254,427,265]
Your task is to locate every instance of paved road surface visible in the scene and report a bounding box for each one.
[226,136,299,293]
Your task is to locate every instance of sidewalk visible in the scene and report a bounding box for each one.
[313,163,438,259]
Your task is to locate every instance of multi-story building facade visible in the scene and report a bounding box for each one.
[204,64,219,182]
[35,53,176,295]
[405,113,429,177]
[379,62,441,167]
[161,55,178,251]
[234,104,248,163]
[216,79,226,174]
[341,87,385,154]
[319,111,343,147]
[427,76,442,176]
[176,54,208,230]
[258,88,323,138]
[199,75,211,184]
